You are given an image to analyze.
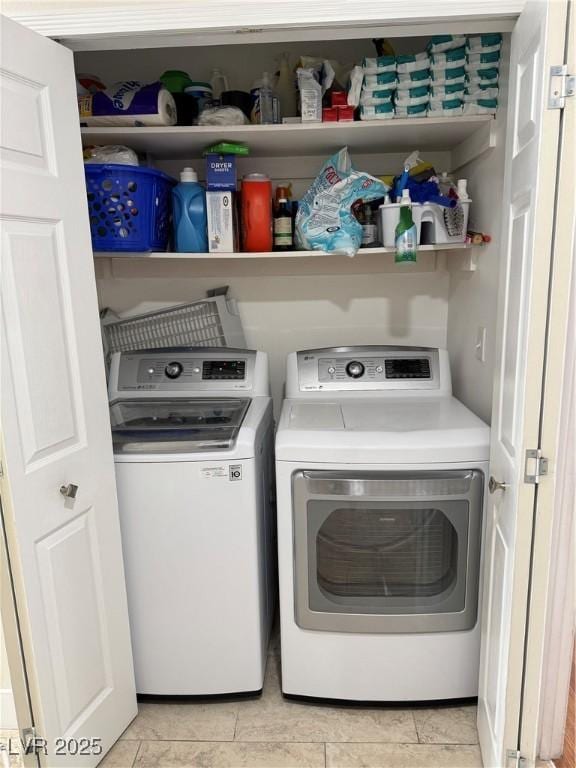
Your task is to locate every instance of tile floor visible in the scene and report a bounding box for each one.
[0,627,483,767]
[99,630,483,768]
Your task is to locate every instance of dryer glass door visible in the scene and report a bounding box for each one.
[292,470,484,633]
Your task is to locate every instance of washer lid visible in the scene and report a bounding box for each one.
[110,397,250,454]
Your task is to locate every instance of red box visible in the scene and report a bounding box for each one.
[330,91,348,107]
[337,105,355,121]
[322,107,339,122]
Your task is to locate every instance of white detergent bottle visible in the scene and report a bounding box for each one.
[457,179,469,200]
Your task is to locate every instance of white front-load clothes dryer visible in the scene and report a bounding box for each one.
[275,346,490,702]
[109,348,275,696]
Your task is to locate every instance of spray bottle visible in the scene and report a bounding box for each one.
[395,188,417,263]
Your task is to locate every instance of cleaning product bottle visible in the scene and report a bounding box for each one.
[438,171,456,197]
[276,53,298,118]
[361,204,378,247]
[395,189,417,263]
[210,68,229,102]
[172,167,208,253]
[457,179,469,200]
[259,72,275,124]
[273,187,294,251]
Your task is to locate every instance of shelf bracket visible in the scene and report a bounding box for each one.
[451,119,497,172]
[444,247,479,272]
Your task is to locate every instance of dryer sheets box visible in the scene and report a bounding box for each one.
[207,191,238,253]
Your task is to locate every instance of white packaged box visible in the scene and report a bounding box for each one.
[207,191,237,253]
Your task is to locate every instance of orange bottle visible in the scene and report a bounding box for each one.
[241,174,273,252]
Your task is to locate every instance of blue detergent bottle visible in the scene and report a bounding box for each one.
[172,167,208,252]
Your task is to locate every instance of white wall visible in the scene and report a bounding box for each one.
[75,36,430,93]
[446,36,510,424]
[96,267,449,412]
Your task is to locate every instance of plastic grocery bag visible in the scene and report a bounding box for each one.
[295,147,389,256]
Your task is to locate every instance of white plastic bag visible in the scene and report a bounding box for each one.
[197,106,248,125]
[83,144,139,165]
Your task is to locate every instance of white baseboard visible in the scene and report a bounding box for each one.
[0,688,17,730]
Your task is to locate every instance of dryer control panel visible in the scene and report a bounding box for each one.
[291,346,449,396]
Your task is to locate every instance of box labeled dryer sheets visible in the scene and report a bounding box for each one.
[207,191,238,253]
[205,154,237,191]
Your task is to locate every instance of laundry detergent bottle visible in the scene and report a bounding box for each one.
[172,167,208,252]
[395,188,418,263]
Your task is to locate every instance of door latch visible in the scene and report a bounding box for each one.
[489,476,509,493]
[524,449,548,484]
[549,64,575,109]
[59,483,78,499]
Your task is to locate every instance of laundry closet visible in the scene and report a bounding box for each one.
[0,3,573,768]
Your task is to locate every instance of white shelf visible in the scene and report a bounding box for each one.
[81,117,494,159]
[94,243,474,259]
[94,244,480,272]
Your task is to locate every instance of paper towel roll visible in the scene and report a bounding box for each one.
[79,82,177,127]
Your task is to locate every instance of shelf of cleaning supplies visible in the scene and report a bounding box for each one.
[81,117,495,160]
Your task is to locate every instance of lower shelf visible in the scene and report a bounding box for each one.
[94,243,475,260]
[93,244,480,275]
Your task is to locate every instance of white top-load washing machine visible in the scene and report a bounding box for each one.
[109,348,275,696]
[275,346,490,702]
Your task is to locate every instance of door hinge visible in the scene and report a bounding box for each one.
[524,448,549,484]
[506,748,529,767]
[0,460,3,479]
[20,727,46,755]
[549,65,576,109]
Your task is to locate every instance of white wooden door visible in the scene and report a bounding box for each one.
[477,1,568,766]
[0,15,137,767]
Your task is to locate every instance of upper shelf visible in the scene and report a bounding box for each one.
[80,116,495,160]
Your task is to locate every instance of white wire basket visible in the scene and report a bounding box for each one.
[101,293,246,357]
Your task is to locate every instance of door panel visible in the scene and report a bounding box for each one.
[477,1,567,766]
[0,69,56,175]
[36,510,113,733]
[2,219,85,464]
[0,15,137,766]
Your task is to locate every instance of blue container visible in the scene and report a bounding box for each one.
[85,164,175,252]
[172,168,208,253]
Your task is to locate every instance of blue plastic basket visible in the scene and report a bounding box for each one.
[85,164,176,252]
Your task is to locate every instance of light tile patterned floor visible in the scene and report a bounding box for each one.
[102,631,483,768]
[1,631,483,767]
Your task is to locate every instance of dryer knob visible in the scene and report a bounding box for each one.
[165,362,183,379]
[346,361,365,379]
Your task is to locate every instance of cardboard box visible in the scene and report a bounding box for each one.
[322,107,339,122]
[205,154,237,191]
[207,191,238,253]
[337,105,355,121]
[330,91,348,107]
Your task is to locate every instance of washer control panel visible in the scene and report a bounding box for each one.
[298,347,440,392]
[116,350,255,392]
